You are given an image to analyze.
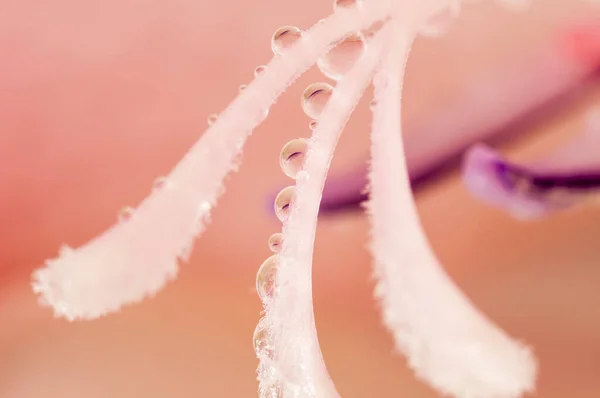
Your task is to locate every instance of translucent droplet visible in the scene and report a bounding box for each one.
[301,83,333,120]
[207,114,218,126]
[271,26,302,55]
[268,233,284,253]
[333,0,362,10]
[274,186,295,222]
[309,120,318,130]
[280,138,308,179]
[153,176,169,191]
[418,2,461,38]
[256,255,278,301]
[253,321,273,357]
[317,33,365,81]
[254,65,267,77]
[118,206,134,222]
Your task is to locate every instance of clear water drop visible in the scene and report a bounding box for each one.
[418,2,461,38]
[309,120,318,130]
[274,186,295,222]
[301,83,333,120]
[153,176,169,191]
[253,320,274,359]
[317,33,366,81]
[333,0,362,10]
[271,26,302,55]
[254,65,267,77]
[118,206,134,222]
[268,233,284,253]
[207,114,218,126]
[256,255,278,301]
[280,138,308,179]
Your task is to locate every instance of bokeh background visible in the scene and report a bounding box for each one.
[1,0,599,397]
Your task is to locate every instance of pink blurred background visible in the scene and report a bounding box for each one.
[1,0,599,397]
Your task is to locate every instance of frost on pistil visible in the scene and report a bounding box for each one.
[29,0,572,397]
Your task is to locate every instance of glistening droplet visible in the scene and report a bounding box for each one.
[333,0,362,10]
[301,83,333,120]
[268,233,284,253]
[118,207,134,222]
[253,321,273,358]
[256,255,278,301]
[271,26,302,55]
[317,33,366,81]
[153,176,168,191]
[274,186,295,222]
[418,2,461,38]
[280,138,308,179]
[254,65,267,76]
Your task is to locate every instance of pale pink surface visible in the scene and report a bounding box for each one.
[1,1,600,398]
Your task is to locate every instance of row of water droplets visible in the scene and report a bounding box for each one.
[253,1,367,396]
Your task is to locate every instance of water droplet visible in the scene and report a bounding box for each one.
[253,321,273,357]
[280,138,308,179]
[268,233,284,253]
[271,26,302,55]
[333,0,362,9]
[153,176,169,191]
[309,120,318,130]
[207,114,218,126]
[419,2,461,38]
[301,83,333,119]
[317,33,365,81]
[254,65,267,77]
[118,207,134,222]
[256,255,278,301]
[274,186,295,222]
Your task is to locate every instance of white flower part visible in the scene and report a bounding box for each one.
[367,17,537,398]
[256,22,395,398]
[31,1,394,321]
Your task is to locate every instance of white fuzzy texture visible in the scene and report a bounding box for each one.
[367,20,537,398]
[257,23,393,398]
[32,1,393,321]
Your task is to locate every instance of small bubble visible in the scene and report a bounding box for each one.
[280,138,308,179]
[333,0,362,9]
[253,321,273,357]
[309,120,318,130]
[254,65,267,77]
[301,82,333,120]
[118,206,134,222]
[418,2,461,38]
[207,114,218,126]
[274,186,295,222]
[268,233,284,253]
[256,255,278,301]
[317,33,365,81]
[271,26,302,55]
[153,176,169,191]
